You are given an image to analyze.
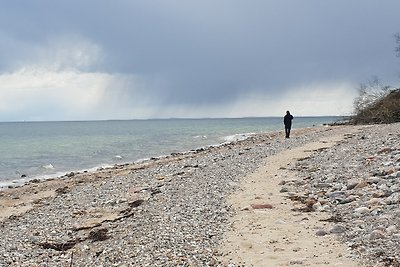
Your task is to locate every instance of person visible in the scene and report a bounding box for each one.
[283,110,294,138]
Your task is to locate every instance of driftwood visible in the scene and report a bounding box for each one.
[37,200,145,251]
[37,228,110,251]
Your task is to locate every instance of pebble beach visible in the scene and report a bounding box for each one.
[0,123,399,267]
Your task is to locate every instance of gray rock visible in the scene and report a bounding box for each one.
[385,192,400,205]
[330,225,347,234]
[316,229,329,236]
[369,230,385,240]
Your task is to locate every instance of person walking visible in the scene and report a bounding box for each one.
[283,110,294,138]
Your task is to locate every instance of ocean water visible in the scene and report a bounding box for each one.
[0,117,339,187]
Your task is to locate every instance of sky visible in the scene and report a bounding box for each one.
[1,1,399,121]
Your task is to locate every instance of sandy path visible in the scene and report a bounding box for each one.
[219,129,361,266]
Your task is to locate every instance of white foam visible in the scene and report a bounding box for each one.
[193,135,207,139]
[223,132,256,143]
[42,164,55,170]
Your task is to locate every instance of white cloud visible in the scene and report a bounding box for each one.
[225,82,358,117]
[279,82,358,116]
[0,69,100,119]
[0,35,157,121]
[0,67,164,121]
[135,82,357,119]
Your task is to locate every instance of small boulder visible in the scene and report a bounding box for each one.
[251,204,273,209]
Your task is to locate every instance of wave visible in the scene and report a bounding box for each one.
[223,132,256,143]
[41,164,55,170]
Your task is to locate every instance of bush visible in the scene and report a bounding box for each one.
[351,34,400,124]
[352,84,400,124]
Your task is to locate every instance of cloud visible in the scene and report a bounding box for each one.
[1,34,103,72]
[127,81,357,119]
[0,69,101,120]
[0,33,158,121]
[0,63,357,121]
[217,82,358,118]
[276,82,358,116]
[1,1,399,121]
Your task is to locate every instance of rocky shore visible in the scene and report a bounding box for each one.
[285,123,400,267]
[0,124,399,266]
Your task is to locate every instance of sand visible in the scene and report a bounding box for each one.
[219,129,361,266]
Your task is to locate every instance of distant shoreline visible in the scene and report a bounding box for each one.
[0,115,346,124]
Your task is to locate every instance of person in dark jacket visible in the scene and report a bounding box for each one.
[283,110,294,138]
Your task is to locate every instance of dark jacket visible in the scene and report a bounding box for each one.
[284,114,293,127]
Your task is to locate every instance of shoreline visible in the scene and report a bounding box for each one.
[0,130,259,190]
[0,127,315,190]
[0,127,304,221]
[0,117,337,189]
[1,124,399,266]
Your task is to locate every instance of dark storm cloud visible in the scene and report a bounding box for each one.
[1,0,400,120]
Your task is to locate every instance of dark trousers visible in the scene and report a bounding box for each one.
[285,126,291,138]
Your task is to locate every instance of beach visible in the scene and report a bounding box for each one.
[1,124,399,267]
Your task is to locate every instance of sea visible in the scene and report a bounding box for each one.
[0,117,341,188]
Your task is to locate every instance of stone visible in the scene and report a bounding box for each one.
[367,198,383,205]
[378,147,394,154]
[347,180,361,190]
[316,183,331,188]
[316,229,329,236]
[251,204,273,209]
[280,187,289,193]
[339,196,356,204]
[386,225,397,235]
[312,202,322,211]
[354,207,370,216]
[330,225,346,234]
[354,180,368,189]
[372,190,386,198]
[369,230,385,240]
[366,176,382,184]
[385,192,400,205]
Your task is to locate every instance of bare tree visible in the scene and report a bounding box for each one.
[353,76,391,114]
[395,33,400,57]
[352,33,400,124]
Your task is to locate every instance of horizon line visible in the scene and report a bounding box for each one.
[0,115,350,123]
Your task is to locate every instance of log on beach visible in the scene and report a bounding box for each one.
[0,124,399,266]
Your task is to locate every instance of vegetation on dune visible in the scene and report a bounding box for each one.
[351,33,400,125]
[352,80,400,124]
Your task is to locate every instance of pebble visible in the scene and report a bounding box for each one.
[369,230,385,240]
[315,229,329,236]
[354,207,370,216]
[330,225,346,234]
